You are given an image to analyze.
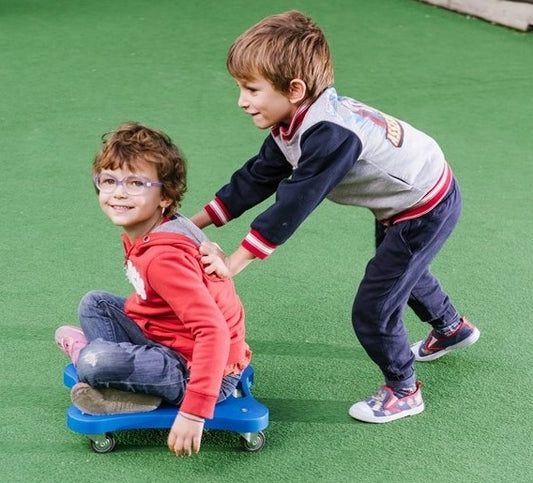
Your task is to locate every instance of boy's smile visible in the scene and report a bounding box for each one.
[236,78,299,129]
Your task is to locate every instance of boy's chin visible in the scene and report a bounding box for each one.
[252,119,275,130]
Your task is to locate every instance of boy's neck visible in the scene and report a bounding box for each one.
[124,214,165,243]
[273,100,312,140]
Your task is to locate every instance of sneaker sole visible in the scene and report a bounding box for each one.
[412,327,480,362]
[71,383,162,415]
[349,402,425,423]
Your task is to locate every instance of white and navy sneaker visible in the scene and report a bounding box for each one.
[411,317,480,362]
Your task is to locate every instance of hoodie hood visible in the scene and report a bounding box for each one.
[122,213,209,257]
[152,213,209,244]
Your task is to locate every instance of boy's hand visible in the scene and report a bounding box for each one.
[200,242,257,278]
[199,241,232,278]
[168,412,205,457]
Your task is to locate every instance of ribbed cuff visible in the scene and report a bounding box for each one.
[204,197,232,227]
[241,229,277,259]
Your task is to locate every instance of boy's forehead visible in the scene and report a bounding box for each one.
[100,159,157,176]
[236,76,257,86]
[236,76,272,88]
[235,71,262,83]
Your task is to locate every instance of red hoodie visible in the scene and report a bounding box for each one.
[122,226,250,419]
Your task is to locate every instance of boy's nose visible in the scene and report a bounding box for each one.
[237,93,248,109]
[112,184,128,196]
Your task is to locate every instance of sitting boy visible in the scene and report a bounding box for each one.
[55,122,250,456]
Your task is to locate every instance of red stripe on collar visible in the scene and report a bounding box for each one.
[271,103,311,141]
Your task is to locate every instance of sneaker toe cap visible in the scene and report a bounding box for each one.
[348,401,373,421]
[410,340,422,355]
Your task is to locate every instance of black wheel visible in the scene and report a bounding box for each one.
[241,431,265,452]
[89,433,116,453]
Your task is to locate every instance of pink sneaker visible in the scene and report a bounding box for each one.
[55,325,87,365]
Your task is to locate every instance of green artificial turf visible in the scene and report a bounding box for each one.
[0,0,531,481]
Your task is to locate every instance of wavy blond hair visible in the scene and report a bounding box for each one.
[227,10,334,101]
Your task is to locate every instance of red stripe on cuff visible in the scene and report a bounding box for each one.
[204,197,232,226]
[241,229,277,260]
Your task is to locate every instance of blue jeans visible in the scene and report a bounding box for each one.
[352,178,462,390]
[76,291,240,406]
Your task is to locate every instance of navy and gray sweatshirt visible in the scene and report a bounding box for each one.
[204,87,452,259]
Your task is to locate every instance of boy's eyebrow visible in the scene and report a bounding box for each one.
[239,78,261,88]
[236,80,252,89]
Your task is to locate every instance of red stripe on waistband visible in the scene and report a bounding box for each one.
[381,163,453,225]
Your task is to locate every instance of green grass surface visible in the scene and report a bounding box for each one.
[1,0,532,481]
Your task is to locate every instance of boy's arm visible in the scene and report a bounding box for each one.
[190,208,212,229]
[198,138,292,228]
[198,123,362,271]
[148,252,232,415]
[239,123,362,258]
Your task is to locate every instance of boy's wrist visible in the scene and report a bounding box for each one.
[228,247,257,277]
[179,411,205,423]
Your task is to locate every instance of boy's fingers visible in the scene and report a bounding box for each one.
[201,254,216,269]
[199,242,225,261]
[192,437,201,453]
[203,263,216,274]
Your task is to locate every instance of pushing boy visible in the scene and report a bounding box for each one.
[191,10,480,423]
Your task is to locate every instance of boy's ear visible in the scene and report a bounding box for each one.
[160,198,172,210]
[288,79,307,104]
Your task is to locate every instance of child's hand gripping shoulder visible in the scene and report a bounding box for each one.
[199,242,256,278]
[168,411,205,457]
[199,241,232,278]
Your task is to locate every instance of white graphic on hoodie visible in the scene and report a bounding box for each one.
[125,259,147,300]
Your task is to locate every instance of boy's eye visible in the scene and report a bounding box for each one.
[126,177,146,188]
[239,83,257,93]
[100,176,116,186]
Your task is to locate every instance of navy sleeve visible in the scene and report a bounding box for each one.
[215,136,293,219]
[250,122,362,245]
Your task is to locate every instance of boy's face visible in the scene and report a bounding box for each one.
[236,77,298,129]
[96,161,170,241]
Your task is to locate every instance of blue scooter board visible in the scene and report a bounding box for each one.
[63,363,268,453]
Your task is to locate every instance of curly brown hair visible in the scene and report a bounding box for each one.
[92,122,187,216]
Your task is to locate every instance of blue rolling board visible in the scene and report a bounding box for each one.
[62,364,269,453]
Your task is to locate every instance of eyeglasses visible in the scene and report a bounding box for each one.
[94,173,163,196]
